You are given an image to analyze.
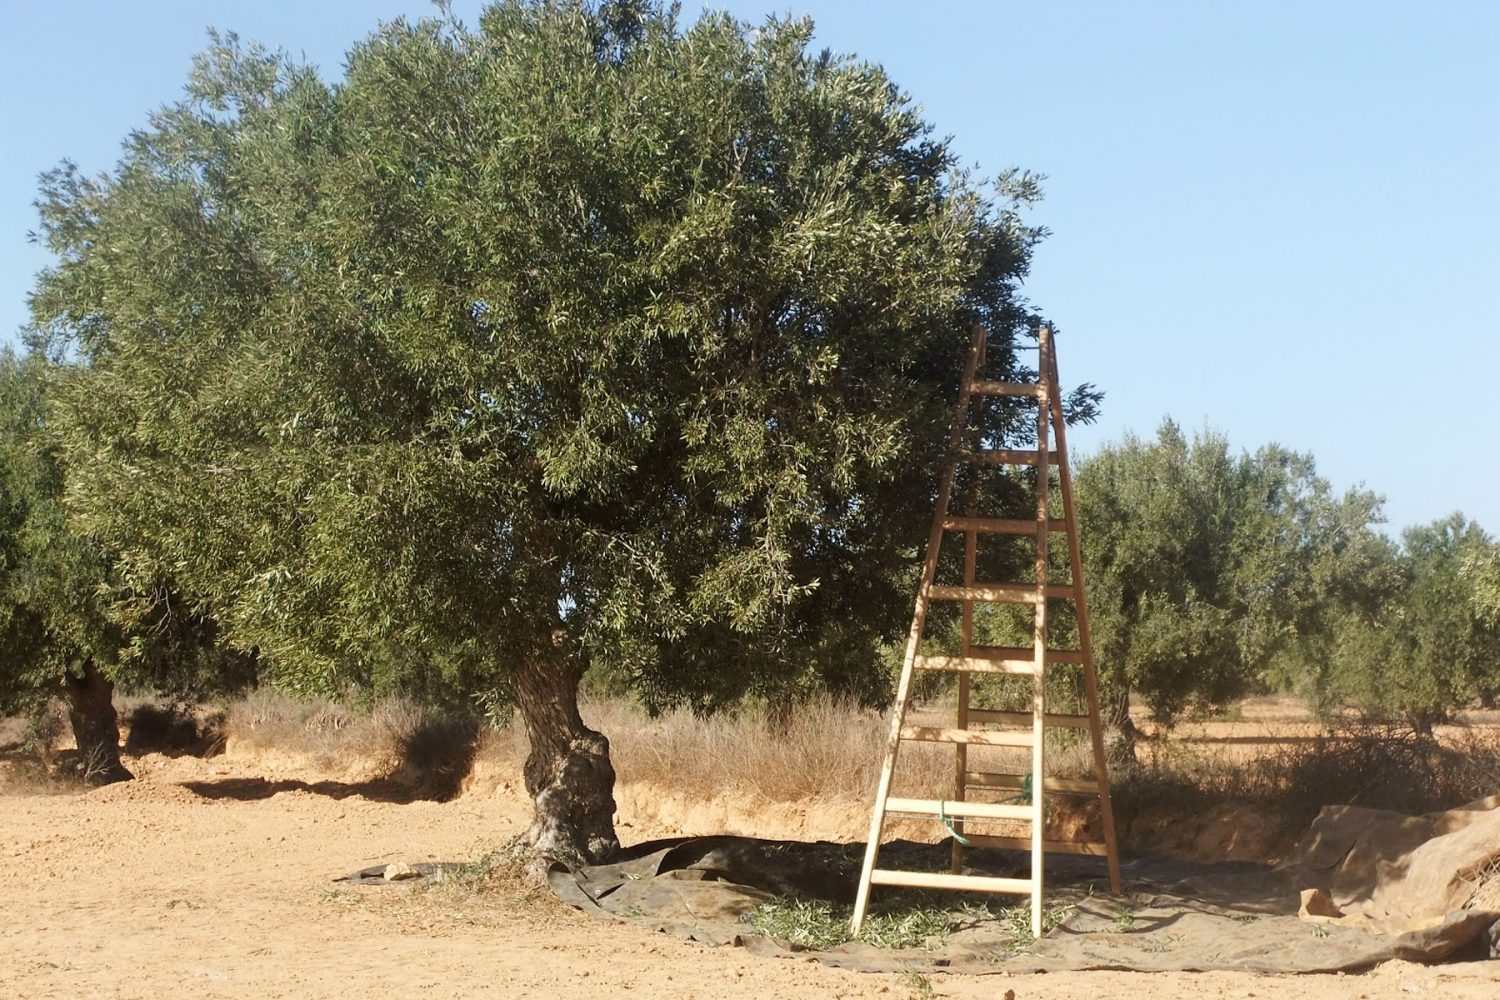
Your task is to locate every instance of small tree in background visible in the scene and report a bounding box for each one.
[0,352,255,781]
[1321,515,1500,732]
[1074,420,1387,754]
[29,1,1047,860]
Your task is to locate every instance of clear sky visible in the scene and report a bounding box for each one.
[2,1,1496,533]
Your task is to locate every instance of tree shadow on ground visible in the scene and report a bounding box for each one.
[123,703,227,759]
[179,776,428,804]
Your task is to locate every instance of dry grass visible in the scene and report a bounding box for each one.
[578,694,946,802]
[218,690,1107,817]
[116,690,1500,864]
[1114,723,1500,859]
[224,690,484,800]
[224,689,408,771]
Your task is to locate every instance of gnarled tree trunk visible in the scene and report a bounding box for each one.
[60,658,132,784]
[512,640,618,867]
[1104,688,1140,769]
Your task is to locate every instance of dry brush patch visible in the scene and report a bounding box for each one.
[88,690,1500,865]
[222,690,485,800]
[1114,722,1500,861]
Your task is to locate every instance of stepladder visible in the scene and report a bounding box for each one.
[850,324,1121,938]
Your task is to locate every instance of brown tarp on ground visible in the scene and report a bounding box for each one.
[548,796,1500,974]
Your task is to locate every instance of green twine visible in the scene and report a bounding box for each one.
[938,800,971,846]
[944,773,1035,846]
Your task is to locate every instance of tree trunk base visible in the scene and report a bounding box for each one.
[61,659,132,785]
[512,646,619,869]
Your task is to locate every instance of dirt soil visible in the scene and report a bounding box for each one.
[3,745,1498,1000]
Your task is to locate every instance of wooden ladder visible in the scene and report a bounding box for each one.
[850,324,1121,938]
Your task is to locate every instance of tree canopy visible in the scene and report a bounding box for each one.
[28,1,1048,857]
[1073,420,1388,727]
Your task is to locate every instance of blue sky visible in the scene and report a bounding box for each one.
[2,1,1495,533]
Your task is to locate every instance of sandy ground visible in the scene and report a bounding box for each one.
[2,742,1498,1000]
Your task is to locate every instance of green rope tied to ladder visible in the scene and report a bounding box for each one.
[938,800,971,846]
[944,774,1035,846]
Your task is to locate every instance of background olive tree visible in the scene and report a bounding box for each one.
[0,351,253,781]
[1073,420,1388,754]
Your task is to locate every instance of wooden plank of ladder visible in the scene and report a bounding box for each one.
[851,326,987,937]
[969,378,1044,398]
[885,797,1035,820]
[1045,329,1122,895]
[869,870,1034,895]
[928,583,1074,603]
[898,726,1034,747]
[942,516,1069,534]
[914,654,1036,674]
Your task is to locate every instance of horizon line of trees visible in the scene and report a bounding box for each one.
[6,338,1493,775]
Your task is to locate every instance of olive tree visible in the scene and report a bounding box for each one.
[1075,421,1386,750]
[1323,515,1500,731]
[0,351,252,780]
[29,2,1045,861]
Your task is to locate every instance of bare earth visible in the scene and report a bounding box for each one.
[3,743,1498,1000]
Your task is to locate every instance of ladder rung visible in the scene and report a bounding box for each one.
[961,834,1110,857]
[969,379,1045,398]
[928,584,1074,603]
[883,797,1035,820]
[967,449,1060,467]
[899,726,1034,747]
[972,645,1084,664]
[913,654,1035,675]
[941,516,1069,535]
[969,709,1091,729]
[869,869,1034,895]
[965,772,1102,795]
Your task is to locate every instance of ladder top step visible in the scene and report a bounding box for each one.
[969,379,1046,399]
[898,726,1035,748]
[964,448,1061,467]
[883,797,1036,820]
[942,516,1069,535]
[913,654,1036,675]
[869,869,1034,895]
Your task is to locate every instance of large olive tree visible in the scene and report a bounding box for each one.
[29,1,1044,861]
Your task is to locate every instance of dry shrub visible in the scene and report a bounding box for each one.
[1114,723,1500,859]
[576,694,956,803]
[123,702,227,757]
[224,690,484,800]
[20,700,66,755]
[225,689,397,771]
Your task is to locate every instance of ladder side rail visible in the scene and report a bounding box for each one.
[952,513,977,874]
[1029,328,1053,937]
[1046,344,1123,894]
[852,325,987,935]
